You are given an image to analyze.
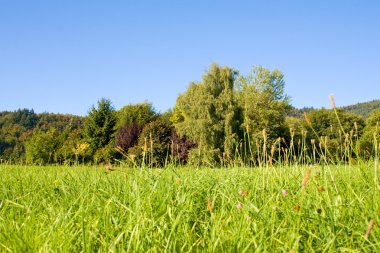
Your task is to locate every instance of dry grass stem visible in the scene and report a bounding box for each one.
[302,168,312,189]
[364,219,375,239]
[207,198,214,213]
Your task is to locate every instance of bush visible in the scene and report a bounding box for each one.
[128,118,172,167]
[115,123,142,153]
[170,131,196,165]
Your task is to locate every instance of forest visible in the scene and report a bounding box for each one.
[1,64,380,166]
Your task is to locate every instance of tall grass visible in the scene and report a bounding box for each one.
[0,164,379,252]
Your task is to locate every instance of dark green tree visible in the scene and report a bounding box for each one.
[84,98,117,157]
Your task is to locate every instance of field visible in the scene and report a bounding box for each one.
[0,164,379,252]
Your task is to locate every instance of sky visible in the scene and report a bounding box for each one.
[0,1,379,116]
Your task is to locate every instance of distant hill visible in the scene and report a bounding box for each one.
[340,100,380,119]
[288,99,380,119]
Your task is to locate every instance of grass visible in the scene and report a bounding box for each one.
[0,164,379,252]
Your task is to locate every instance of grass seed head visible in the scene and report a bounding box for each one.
[301,168,312,189]
[238,189,248,197]
[304,112,311,125]
[294,204,301,212]
[207,198,214,213]
[364,219,375,239]
[330,95,336,109]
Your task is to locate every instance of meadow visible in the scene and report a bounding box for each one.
[0,163,379,252]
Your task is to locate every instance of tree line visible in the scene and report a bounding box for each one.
[1,64,379,166]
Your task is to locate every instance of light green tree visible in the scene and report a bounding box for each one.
[116,102,157,129]
[237,66,290,142]
[25,128,58,165]
[358,108,380,157]
[173,64,290,165]
[172,64,240,165]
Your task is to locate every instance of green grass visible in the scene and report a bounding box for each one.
[0,164,379,252]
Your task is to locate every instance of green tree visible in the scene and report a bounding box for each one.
[172,64,240,165]
[358,108,380,158]
[115,102,157,157]
[84,98,117,158]
[237,66,290,142]
[128,118,172,167]
[303,108,365,161]
[56,129,89,164]
[0,109,38,162]
[117,102,157,129]
[25,128,58,165]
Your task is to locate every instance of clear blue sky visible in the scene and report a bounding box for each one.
[1,1,379,116]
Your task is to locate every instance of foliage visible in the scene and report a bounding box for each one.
[173,64,290,165]
[170,130,196,165]
[115,123,142,153]
[289,99,380,119]
[0,109,38,161]
[173,64,240,164]
[341,99,380,119]
[128,118,172,167]
[236,66,290,162]
[304,108,365,139]
[25,128,59,165]
[36,113,83,132]
[358,108,380,157]
[302,108,365,162]
[117,102,157,129]
[84,98,117,155]
[56,129,89,164]
[93,143,116,164]
[0,109,38,130]
[287,106,316,119]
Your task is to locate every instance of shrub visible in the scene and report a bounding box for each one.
[128,118,172,167]
[115,123,142,153]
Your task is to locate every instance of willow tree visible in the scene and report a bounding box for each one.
[172,64,241,165]
[173,64,291,165]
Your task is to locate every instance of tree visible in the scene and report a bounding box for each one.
[115,123,142,153]
[128,118,172,167]
[237,66,290,142]
[56,129,89,165]
[25,128,58,165]
[117,103,157,129]
[303,108,365,161]
[84,98,117,157]
[0,109,38,162]
[358,108,380,157]
[170,130,196,164]
[172,64,240,165]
